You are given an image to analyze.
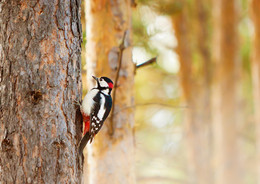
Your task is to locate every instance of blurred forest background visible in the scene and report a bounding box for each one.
[82,0,260,184]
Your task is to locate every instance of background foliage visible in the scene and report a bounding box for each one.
[82,0,259,183]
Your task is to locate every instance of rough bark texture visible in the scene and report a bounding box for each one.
[84,0,135,183]
[172,0,212,183]
[212,0,240,184]
[251,0,260,183]
[0,0,82,183]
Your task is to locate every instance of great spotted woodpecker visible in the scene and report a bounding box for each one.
[78,76,113,155]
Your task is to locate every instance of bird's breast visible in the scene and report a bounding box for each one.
[81,89,99,115]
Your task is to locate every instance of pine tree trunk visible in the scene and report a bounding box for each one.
[0,1,82,183]
[172,0,212,183]
[212,0,240,184]
[84,0,135,184]
[251,0,260,183]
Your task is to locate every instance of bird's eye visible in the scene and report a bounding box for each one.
[100,78,103,81]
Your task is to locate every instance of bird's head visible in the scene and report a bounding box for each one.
[92,76,114,94]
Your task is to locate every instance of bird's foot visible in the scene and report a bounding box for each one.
[74,99,82,107]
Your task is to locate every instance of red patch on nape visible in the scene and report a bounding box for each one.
[108,82,113,89]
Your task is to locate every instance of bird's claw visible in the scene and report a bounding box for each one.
[74,99,82,107]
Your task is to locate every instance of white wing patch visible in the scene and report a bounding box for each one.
[97,94,106,121]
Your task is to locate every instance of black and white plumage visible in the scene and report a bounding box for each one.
[78,76,113,155]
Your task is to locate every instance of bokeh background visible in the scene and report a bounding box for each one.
[81,0,260,183]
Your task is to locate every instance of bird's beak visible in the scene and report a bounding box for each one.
[92,76,98,81]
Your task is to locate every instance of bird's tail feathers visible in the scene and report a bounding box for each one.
[78,132,91,156]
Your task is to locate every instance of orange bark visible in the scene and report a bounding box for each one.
[172,0,212,183]
[212,0,241,184]
[251,0,260,183]
[84,0,135,183]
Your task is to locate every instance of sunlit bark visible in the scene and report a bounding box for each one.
[172,0,212,183]
[84,0,135,183]
[251,0,260,183]
[212,0,241,184]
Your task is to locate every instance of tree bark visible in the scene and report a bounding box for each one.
[84,0,135,184]
[172,0,212,183]
[251,0,260,183]
[211,0,240,184]
[0,0,82,183]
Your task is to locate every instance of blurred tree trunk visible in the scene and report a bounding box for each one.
[0,0,82,183]
[251,0,260,183]
[84,0,135,184]
[172,0,212,183]
[212,0,241,184]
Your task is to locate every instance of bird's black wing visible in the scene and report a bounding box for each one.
[89,93,112,143]
[88,92,101,142]
[103,94,112,120]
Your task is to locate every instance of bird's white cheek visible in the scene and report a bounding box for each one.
[99,80,108,88]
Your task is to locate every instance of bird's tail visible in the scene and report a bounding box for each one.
[78,131,91,156]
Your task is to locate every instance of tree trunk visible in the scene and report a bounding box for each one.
[172,0,212,183]
[84,0,135,184]
[251,0,260,183]
[211,0,240,184]
[0,1,82,183]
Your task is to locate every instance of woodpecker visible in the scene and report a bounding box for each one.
[78,76,113,155]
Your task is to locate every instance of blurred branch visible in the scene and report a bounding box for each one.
[136,57,157,69]
[136,57,157,68]
[109,30,127,136]
[131,0,137,7]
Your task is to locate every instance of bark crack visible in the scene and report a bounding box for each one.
[63,61,70,135]
[19,135,28,184]
[54,0,61,31]
[54,145,60,184]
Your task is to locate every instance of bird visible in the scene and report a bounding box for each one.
[77,76,113,156]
